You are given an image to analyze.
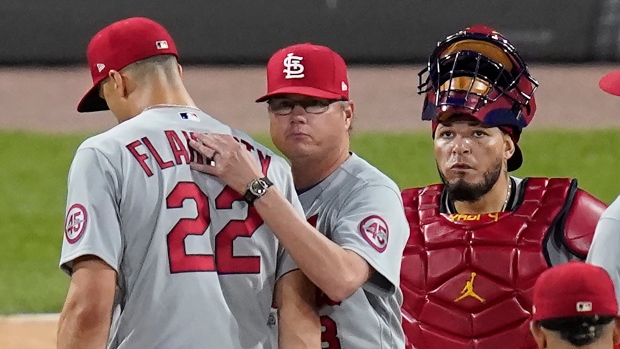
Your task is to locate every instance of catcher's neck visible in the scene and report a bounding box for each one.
[453,174,512,214]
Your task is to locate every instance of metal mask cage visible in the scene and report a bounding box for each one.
[419,50,538,115]
[418,31,539,115]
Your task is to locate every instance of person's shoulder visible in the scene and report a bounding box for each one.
[69,130,127,170]
[534,179,607,257]
[342,153,399,191]
[229,127,266,149]
[194,110,235,133]
[519,176,605,212]
[76,127,121,153]
[76,118,141,153]
[76,108,188,152]
[229,128,291,171]
[519,176,574,197]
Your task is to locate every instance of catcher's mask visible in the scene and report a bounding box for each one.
[419,25,539,131]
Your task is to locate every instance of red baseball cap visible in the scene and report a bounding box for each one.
[77,17,178,113]
[532,262,618,321]
[599,70,620,96]
[255,43,349,102]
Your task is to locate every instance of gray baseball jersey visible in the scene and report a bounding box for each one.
[300,153,408,349]
[587,194,620,313]
[59,107,302,349]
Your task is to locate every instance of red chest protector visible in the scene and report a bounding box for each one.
[400,178,580,349]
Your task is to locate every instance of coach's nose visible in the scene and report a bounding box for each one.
[289,106,308,124]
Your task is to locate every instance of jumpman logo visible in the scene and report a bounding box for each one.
[454,272,485,303]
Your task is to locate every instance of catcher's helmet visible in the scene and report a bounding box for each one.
[419,25,539,130]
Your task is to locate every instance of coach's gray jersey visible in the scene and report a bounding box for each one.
[587,195,620,313]
[299,153,408,349]
[59,107,302,349]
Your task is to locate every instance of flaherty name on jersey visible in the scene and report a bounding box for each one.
[125,130,271,177]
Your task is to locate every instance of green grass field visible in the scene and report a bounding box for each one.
[1,129,619,314]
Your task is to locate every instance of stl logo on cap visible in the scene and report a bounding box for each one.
[283,53,305,79]
[255,43,349,102]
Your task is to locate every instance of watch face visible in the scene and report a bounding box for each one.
[251,179,267,195]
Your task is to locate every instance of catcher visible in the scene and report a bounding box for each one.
[399,25,607,349]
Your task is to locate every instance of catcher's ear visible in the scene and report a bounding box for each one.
[503,132,515,160]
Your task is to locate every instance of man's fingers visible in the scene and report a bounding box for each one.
[190,162,217,175]
[192,133,231,155]
[189,139,217,158]
[193,132,211,144]
[189,137,218,174]
[191,133,247,168]
[208,134,235,151]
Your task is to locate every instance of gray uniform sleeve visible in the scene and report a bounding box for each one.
[59,147,122,275]
[333,185,409,297]
[587,195,620,313]
[272,162,303,281]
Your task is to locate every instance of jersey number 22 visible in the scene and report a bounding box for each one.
[166,182,263,274]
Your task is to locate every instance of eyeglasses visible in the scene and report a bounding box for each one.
[267,98,344,116]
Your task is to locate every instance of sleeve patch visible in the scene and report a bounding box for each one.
[359,215,389,252]
[65,203,88,244]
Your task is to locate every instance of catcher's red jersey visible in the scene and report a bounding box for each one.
[400,178,603,349]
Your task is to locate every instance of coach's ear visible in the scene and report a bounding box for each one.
[343,101,354,133]
[530,321,547,349]
[177,63,183,77]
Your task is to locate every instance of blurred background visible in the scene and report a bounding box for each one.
[2,0,618,65]
[3,1,620,347]
[3,0,620,134]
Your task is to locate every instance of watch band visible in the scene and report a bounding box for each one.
[244,177,273,204]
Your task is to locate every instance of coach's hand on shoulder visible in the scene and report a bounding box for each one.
[189,133,264,195]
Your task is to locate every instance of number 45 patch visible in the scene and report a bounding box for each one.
[359,215,389,252]
[65,203,88,244]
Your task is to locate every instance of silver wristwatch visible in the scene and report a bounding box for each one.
[244,177,273,204]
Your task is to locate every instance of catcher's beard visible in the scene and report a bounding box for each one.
[438,157,503,203]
